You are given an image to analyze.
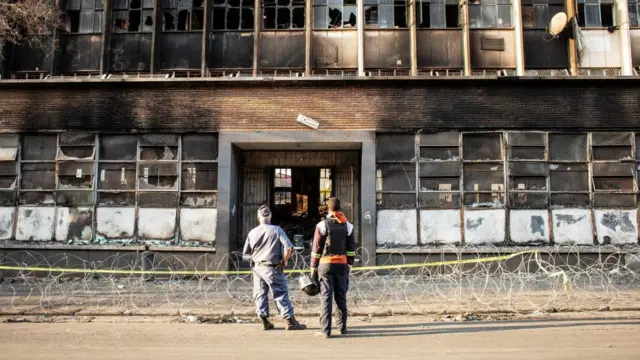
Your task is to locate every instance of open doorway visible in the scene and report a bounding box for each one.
[270,167,333,250]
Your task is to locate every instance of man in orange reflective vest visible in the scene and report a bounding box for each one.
[310,197,356,338]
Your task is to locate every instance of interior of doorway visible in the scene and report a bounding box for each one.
[271,167,333,250]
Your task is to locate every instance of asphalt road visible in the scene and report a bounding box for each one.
[1,316,639,360]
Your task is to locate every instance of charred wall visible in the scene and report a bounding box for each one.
[0,79,639,132]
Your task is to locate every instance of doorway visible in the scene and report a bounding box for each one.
[238,150,359,252]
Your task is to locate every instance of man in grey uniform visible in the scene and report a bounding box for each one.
[242,205,306,331]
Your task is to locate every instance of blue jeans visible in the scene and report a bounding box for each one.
[252,265,295,319]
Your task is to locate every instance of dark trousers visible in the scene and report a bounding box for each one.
[318,263,348,335]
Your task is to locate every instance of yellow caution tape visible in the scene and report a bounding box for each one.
[0,250,537,276]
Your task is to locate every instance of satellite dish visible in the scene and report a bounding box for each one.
[548,12,569,37]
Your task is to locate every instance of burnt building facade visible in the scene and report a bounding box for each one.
[0,0,640,267]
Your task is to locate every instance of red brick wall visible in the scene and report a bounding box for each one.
[0,78,638,132]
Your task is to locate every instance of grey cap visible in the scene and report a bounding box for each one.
[258,205,271,219]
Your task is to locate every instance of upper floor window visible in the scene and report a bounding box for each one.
[162,0,204,31]
[65,0,105,33]
[263,0,305,29]
[416,0,459,28]
[521,0,564,29]
[364,0,408,28]
[577,0,614,27]
[113,0,154,32]
[469,0,512,28]
[211,0,255,30]
[313,0,358,28]
[630,0,640,27]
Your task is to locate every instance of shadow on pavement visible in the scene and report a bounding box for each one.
[337,320,640,339]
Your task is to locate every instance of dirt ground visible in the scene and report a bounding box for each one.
[1,313,639,360]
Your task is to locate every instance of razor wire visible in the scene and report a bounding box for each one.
[0,245,639,316]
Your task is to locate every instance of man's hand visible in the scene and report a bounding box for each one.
[348,265,352,273]
[310,268,318,281]
[276,260,286,271]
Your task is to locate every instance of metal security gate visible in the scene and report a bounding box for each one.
[238,168,269,249]
[335,166,359,245]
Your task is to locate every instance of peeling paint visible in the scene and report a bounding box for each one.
[594,209,638,245]
[376,210,418,246]
[509,210,550,244]
[464,210,505,245]
[138,208,176,241]
[96,207,135,240]
[552,209,593,245]
[180,209,217,243]
[16,207,55,241]
[420,210,461,245]
[0,207,15,240]
[55,207,93,242]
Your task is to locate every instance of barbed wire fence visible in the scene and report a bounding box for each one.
[0,245,639,318]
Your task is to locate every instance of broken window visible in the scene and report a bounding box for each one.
[211,0,255,30]
[376,163,416,208]
[591,160,636,208]
[463,133,503,161]
[137,135,179,207]
[0,135,19,206]
[66,0,105,33]
[376,134,416,162]
[273,168,292,205]
[463,163,505,207]
[577,0,615,27]
[162,0,204,31]
[320,168,332,203]
[507,132,546,160]
[98,135,137,206]
[549,133,587,161]
[521,0,564,29]
[591,132,633,161]
[630,0,640,27]
[418,132,461,208]
[19,135,57,205]
[416,0,459,28]
[549,163,589,206]
[113,0,154,32]
[56,134,96,206]
[263,0,306,29]
[469,0,512,28]
[313,0,358,29]
[364,0,408,28]
[181,164,218,207]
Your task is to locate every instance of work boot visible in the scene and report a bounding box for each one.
[260,316,275,330]
[314,331,330,339]
[337,327,347,335]
[285,317,307,330]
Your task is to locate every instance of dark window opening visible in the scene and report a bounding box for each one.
[445,5,458,27]
[314,0,358,28]
[178,9,190,30]
[212,0,254,30]
[600,4,613,27]
[112,0,153,32]
[68,11,81,32]
[128,10,141,31]
[164,12,176,30]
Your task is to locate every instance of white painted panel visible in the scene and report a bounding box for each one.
[376,209,417,246]
[603,31,621,67]
[551,209,593,245]
[138,208,176,240]
[180,209,217,243]
[0,207,15,240]
[96,207,135,238]
[420,210,461,245]
[594,209,638,245]
[509,210,550,244]
[580,30,622,68]
[464,209,505,245]
[16,207,55,241]
[55,207,93,241]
